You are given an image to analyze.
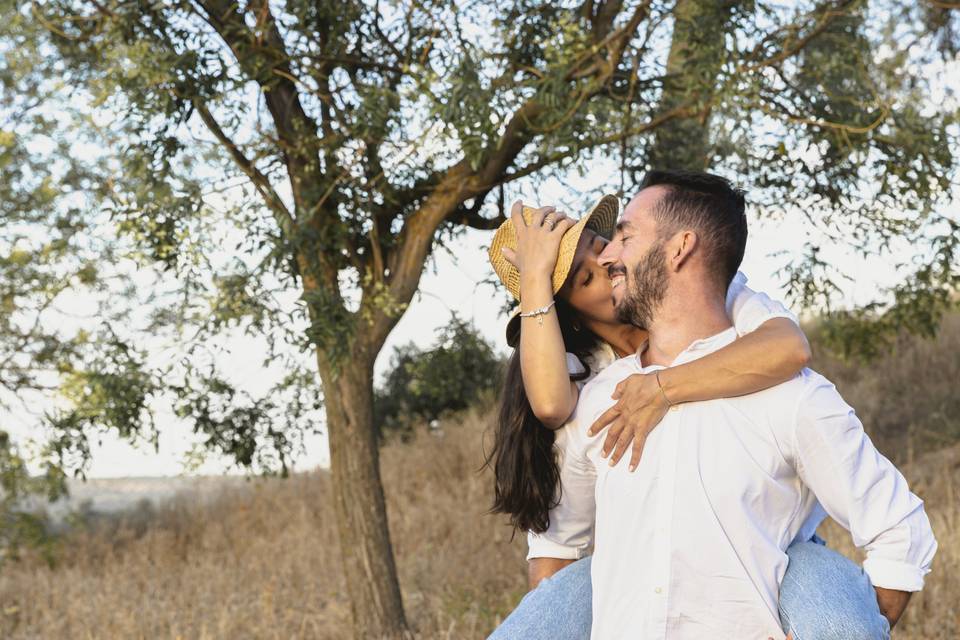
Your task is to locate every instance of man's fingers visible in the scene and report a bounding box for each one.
[628,430,649,472]
[501,246,518,267]
[589,406,619,436]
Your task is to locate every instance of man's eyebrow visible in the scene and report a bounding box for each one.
[615,220,634,234]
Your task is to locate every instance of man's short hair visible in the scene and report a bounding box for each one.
[640,169,747,288]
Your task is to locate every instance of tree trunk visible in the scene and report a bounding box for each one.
[317,347,410,639]
[649,0,738,170]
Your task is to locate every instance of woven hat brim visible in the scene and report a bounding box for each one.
[488,194,621,303]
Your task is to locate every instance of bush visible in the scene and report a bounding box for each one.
[375,315,502,437]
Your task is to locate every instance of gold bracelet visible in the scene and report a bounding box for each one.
[655,370,673,407]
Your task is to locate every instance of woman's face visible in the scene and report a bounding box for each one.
[558,229,619,325]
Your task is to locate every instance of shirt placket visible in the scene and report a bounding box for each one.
[648,403,682,639]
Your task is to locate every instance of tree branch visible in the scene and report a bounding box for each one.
[738,0,862,73]
[193,100,295,235]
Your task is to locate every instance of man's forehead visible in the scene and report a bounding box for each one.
[620,185,670,227]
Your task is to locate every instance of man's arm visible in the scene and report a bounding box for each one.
[790,374,937,627]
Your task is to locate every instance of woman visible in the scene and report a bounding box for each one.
[485,197,892,640]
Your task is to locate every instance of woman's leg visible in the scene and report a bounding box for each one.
[487,556,592,640]
[779,537,891,640]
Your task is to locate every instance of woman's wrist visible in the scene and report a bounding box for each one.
[655,367,686,405]
[519,273,555,311]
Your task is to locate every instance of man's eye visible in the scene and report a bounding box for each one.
[620,235,631,244]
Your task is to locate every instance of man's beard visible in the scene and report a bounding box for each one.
[615,240,668,329]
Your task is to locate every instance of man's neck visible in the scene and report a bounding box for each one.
[642,284,732,367]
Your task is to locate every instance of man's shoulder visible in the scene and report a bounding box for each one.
[720,367,843,418]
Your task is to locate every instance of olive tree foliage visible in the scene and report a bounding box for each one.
[3,0,325,470]
[2,0,957,635]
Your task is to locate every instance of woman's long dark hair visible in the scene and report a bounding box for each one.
[484,298,602,535]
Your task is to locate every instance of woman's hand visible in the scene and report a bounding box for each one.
[500,200,575,278]
[587,372,671,472]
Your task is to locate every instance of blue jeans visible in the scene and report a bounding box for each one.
[489,537,891,639]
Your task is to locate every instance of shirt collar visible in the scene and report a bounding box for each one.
[634,326,738,370]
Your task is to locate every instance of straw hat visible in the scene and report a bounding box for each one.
[488,194,620,302]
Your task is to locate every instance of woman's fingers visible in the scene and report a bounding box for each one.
[600,415,625,458]
[628,427,651,472]
[588,405,619,436]
[530,205,555,227]
[608,425,634,466]
[501,246,518,267]
[553,216,576,234]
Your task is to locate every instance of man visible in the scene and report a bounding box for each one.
[502,171,936,639]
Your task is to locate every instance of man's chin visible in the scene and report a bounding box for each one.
[611,292,623,309]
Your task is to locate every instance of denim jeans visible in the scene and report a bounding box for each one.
[488,537,891,639]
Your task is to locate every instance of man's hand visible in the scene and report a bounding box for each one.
[528,557,575,590]
[587,372,671,471]
[875,586,911,628]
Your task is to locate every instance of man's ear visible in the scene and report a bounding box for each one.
[666,230,698,272]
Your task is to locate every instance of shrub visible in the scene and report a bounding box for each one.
[375,315,502,437]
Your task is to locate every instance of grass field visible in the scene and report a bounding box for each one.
[1,407,957,639]
[2,317,959,638]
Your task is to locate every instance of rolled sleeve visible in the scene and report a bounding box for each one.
[791,373,937,591]
[725,271,799,335]
[526,531,590,561]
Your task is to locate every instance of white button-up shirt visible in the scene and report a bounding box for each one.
[535,328,937,640]
[529,272,800,561]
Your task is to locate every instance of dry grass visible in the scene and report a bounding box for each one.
[0,407,957,639]
[3,317,960,638]
[0,409,528,639]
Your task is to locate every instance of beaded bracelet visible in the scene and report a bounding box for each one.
[519,300,557,326]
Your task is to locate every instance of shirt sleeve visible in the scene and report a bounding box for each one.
[526,426,597,561]
[789,373,937,591]
[725,271,799,336]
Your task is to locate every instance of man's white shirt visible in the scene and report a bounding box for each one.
[528,289,936,639]
[528,272,802,562]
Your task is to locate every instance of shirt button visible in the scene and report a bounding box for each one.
[669,405,680,412]
[654,587,662,594]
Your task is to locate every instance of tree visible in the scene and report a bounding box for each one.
[375,315,502,436]
[5,0,957,636]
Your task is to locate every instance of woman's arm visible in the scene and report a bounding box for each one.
[589,317,811,470]
[660,316,811,403]
[502,202,580,429]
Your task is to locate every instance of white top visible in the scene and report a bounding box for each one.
[529,271,798,559]
[532,329,937,639]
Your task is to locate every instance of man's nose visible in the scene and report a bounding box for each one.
[597,239,618,268]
